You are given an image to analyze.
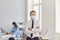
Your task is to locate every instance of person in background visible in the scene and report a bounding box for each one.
[9,22,23,40]
[25,10,42,40]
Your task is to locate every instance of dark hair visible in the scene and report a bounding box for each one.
[30,10,36,14]
[12,22,18,27]
[12,22,16,24]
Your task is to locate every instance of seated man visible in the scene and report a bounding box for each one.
[9,22,23,40]
[25,10,42,40]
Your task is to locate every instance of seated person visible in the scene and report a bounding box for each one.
[10,22,23,38]
[7,22,23,40]
[25,10,42,40]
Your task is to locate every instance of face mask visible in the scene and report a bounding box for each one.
[31,16,35,20]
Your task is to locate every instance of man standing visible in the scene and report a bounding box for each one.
[25,10,42,40]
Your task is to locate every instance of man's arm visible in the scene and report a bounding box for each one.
[36,21,43,39]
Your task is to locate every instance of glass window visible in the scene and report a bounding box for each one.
[39,5,42,25]
[33,0,39,4]
[33,5,39,20]
[40,0,42,3]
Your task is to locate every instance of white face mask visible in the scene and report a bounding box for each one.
[31,16,35,20]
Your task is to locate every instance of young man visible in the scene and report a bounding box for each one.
[25,10,42,40]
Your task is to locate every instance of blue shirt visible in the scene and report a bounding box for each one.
[11,27,23,38]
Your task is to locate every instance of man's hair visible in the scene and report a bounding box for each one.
[30,10,36,14]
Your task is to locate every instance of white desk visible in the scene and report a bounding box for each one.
[1,35,16,40]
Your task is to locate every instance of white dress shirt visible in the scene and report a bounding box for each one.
[25,19,42,38]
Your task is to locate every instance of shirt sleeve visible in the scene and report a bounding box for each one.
[15,29,23,38]
[10,28,16,35]
[25,22,32,35]
[33,21,42,32]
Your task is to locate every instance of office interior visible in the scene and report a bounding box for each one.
[0,0,60,40]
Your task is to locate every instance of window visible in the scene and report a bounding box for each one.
[27,0,42,26]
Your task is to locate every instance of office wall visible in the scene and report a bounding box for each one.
[0,0,26,32]
[42,0,60,40]
[56,0,60,33]
[55,0,60,40]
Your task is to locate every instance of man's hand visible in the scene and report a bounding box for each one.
[28,28,32,31]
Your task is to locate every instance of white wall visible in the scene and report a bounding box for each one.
[42,0,55,40]
[0,0,26,32]
[42,0,60,40]
[56,0,60,33]
[55,0,60,40]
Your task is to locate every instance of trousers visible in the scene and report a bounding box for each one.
[26,36,39,40]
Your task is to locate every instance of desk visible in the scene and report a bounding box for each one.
[0,33,5,40]
[1,35,16,40]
